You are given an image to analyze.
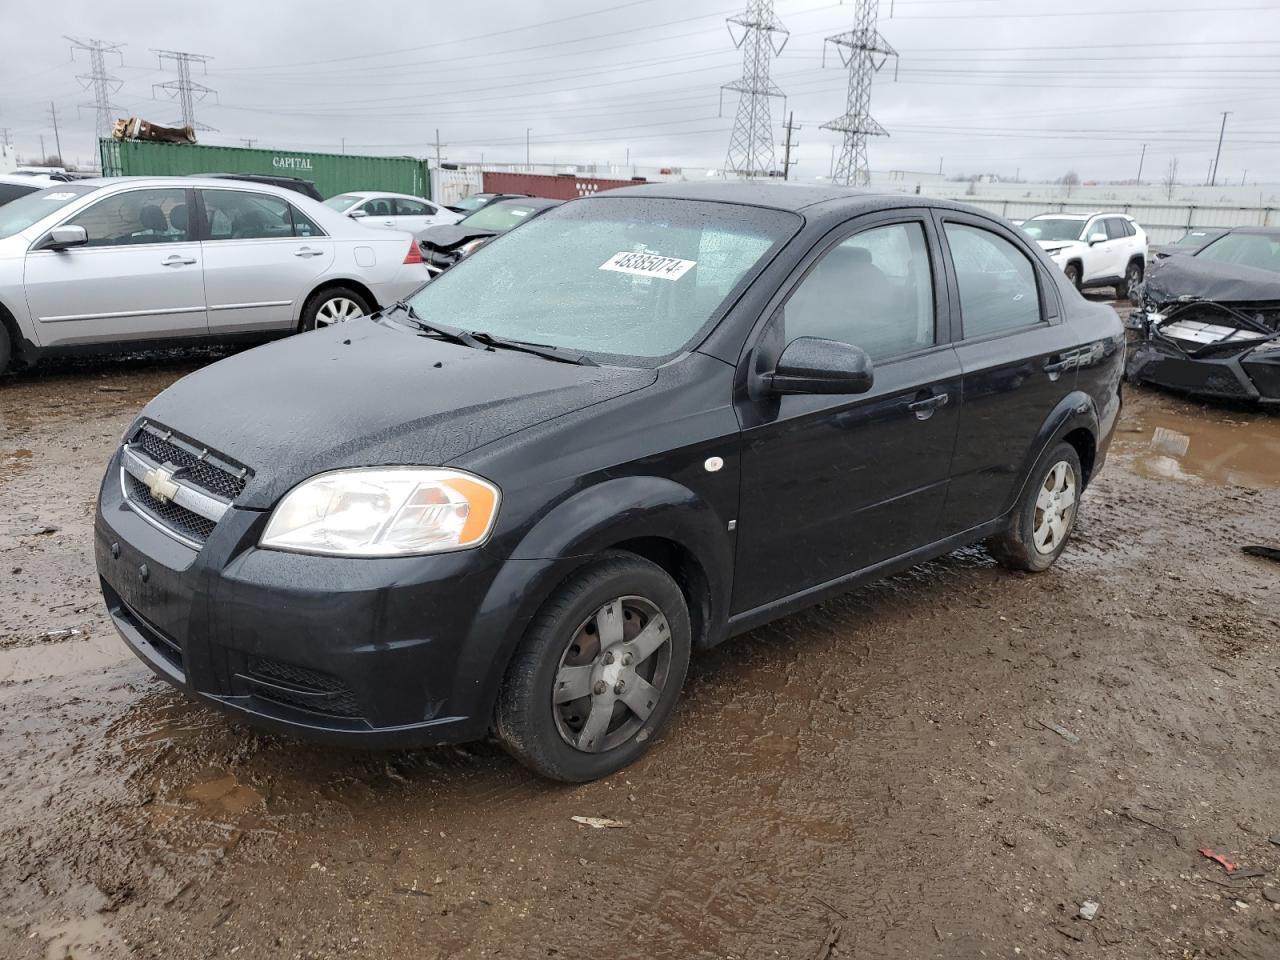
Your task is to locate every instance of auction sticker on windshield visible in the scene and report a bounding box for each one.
[600,251,696,281]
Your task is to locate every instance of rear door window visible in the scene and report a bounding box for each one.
[1105,218,1127,241]
[0,182,37,206]
[66,188,191,247]
[943,223,1042,338]
[395,198,433,216]
[202,190,296,241]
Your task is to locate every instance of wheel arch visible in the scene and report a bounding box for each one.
[0,296,35,371]
[1007,390,1100,513]
[295,277,380,329]
[455,476,734,729]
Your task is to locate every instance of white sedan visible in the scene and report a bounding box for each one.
[0,177,432,374]
[324,191,461,233]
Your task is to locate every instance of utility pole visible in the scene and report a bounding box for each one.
[780,111,800,180]
[526,127,531,168]
[341,137,345,155]
[47,102,64,163]
[435,128,443,171]
[1209,111,1230,187]
[938,156,943,176]
[1205,158,1214,186]
[66,36,125,153]
[822,0,897,187]
[39,134,46,162]
[0,128,12,162]
[720,0,789,178]
[240,138,257,147]
[152,49,217,131]
[1136,143,1147,185]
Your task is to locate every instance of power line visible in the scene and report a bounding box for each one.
[822,0,897,187]
[66,36,125,152]
[152,49,217,131]
[721,0,789,177]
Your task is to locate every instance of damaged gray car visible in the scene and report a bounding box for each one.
[1127,227,1280,406]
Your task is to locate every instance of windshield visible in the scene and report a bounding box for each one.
[0,184,97,240]
[1173,230,1218,247]
[1195,233,1280,274]
[1021,218,1087,243]
[458,201,547,233]
[452,194,494,213]
[0,182,38,207]
[404,197,799,363]
[324,194,362,212]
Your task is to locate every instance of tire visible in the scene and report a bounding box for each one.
[1063,262,1082,290]
[1120,259,1143,303]
[987,442,1083,573]
[494,553,692,782]
[0,323,10,376]
[299,286,371,333]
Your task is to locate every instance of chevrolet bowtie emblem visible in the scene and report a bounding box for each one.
[143,466,180,503]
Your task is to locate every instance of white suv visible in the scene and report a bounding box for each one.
[1021,213,1148,300]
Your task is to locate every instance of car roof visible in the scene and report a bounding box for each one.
[65,175,315,199]
[1028,213,1089,221]
[1224,226,1280,237]
[490,196,562,210]
[593,180,908,212]
[337,190,433,200]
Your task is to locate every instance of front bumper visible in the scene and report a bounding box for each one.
[1127,337,1280,405]
[94,448,553,748]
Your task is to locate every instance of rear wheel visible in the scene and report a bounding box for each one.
[495,554,691,782]
[299,286,371,333]
[1120,259,1143,302]
[988,442,1082,573]
[1063,262,1082,290]
[0,324,10,376]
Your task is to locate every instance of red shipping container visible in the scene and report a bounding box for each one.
[482,171,645,201]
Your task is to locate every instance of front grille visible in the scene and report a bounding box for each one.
[121,423,251,548]
[134,428,248,502]
[124,473,217,543]
[244,656,363,719]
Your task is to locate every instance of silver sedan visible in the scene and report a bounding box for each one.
[0,177,432,374]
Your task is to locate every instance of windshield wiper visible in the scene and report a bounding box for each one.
[469,332,598,366]
[384,301,484,349]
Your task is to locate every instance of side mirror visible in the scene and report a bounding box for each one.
[1088,234,1107,246]
[764,337,874,396]
[42,225,88,251]
[348,209,368,219]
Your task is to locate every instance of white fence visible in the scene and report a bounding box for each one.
[944,197,1277,243]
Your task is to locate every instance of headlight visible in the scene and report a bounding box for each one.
[260,468,500,557]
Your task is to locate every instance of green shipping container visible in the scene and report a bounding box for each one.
[99,139,429,200]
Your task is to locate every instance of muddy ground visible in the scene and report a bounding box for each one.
[2,317,1279,960]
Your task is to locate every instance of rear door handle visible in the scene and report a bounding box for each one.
[1044,356,1073,379]
[162,255,197,267]
[906,391,949,421]
[294,247,325,258]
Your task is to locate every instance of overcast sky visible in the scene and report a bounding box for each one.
[2,0,1279,184]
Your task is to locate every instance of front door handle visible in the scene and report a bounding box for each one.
[906,391,950,421]
[294,247,325,258]
[162,255,197,267]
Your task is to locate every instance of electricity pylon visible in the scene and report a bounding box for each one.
[822,0,897,187]
[152,50,217,131]
[720,0,788,178]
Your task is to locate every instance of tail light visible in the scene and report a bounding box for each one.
[404,241,424,265]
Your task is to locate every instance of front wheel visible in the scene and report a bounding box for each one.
[1063,262,1082,290]
[0,323,10,376]
[1120,260,1144,303]
[299,286,371,333]
[495,554,691,782]
[988,442,1082,573]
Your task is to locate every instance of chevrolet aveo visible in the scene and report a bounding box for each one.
[96,184,1123,782]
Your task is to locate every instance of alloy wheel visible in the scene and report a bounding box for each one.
[315,297,364,327]
[552,595,672,753]
[1033,460,1077,555]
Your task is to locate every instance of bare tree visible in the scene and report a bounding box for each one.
[1162,157,1179,200]
[1059,170,1080,198]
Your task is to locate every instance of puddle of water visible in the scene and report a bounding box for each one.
[184,773,265,816]
[0,635,128,684]
[31,913,128,960]
[1118,392,1280,489]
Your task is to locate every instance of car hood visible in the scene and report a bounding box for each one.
[137,318,657,510]
[1035,239,1082,252]
[416,223,499,251]
[1143,254,1280,307]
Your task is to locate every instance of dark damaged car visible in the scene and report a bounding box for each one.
[95,183,1123,782]
[417,196,561,275]
[1128,227,1280,406]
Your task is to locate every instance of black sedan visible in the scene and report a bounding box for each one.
[417,196,562,275]
[1150,227,1228,260]
[1129,227,1280,405]
[95,183,1123,781]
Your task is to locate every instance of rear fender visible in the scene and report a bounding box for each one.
[1007,389,1099,511]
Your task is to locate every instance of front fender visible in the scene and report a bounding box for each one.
[452,475,735,734]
